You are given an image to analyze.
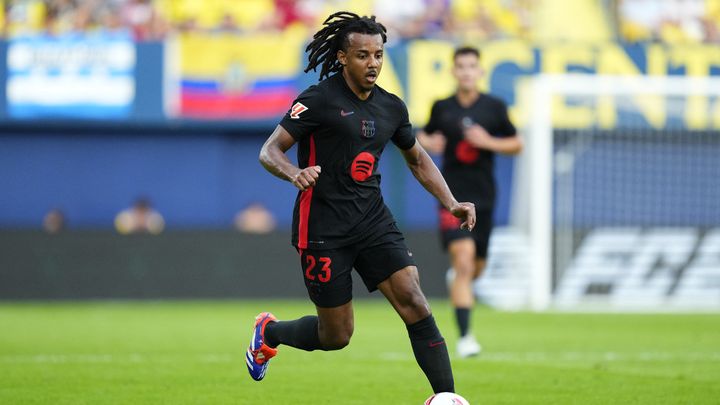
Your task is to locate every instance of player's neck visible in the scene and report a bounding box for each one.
[341,70,372,100]
[455,88,480,108]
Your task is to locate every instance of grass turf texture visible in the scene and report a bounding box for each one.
[1,300,719,404]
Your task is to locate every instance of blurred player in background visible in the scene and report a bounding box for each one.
[114,197,165,235]
[417,46,522,358]
[43,208,66,234]
[234,202,277,234]
[249,11,476,394]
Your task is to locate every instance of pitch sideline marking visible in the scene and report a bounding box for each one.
[2,351,719,364]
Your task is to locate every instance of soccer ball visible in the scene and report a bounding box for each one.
[424,392,470,405]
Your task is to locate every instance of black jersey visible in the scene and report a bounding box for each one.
[424,94,516,209]
[279,73,416,250]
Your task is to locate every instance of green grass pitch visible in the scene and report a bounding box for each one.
[1,300,719,404]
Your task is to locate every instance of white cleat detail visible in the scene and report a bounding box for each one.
[457,334,482,358]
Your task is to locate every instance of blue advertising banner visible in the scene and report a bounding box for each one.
[6,33,135,119]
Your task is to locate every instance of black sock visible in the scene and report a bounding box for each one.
[264,316,322,351]
[454,307,471,337]
[407,315,454,393]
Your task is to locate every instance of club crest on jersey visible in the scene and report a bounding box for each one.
[290,102,308,119]
[360,120,376,138]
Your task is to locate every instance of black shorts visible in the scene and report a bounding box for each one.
[297,223,415,308]
[438,206,493,258]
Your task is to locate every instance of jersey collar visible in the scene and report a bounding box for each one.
[334,73,376,103]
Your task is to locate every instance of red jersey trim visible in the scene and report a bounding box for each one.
[297,134,316,249]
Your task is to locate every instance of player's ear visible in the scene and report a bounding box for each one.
[337,50,347,66]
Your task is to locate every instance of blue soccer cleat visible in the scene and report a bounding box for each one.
[246,312,278,381]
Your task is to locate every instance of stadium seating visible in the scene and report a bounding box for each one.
[532,0,612,42]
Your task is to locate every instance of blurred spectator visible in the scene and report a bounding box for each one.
[373,0,426,41]
[234,203,276,234]
[707,0,720,42]
[302,0,369,22]
[265,0,316,31]
[160,0,275,33]
[658,0,707,43]
[43,0,76,35]
[215,12,240,33]
[4,0,167,39]
[9,0,42,36]
[618,0,658,41]
[43,208,66,234]
[449,0,532,41]
[119,0,168,40]
[97,3,125,33]
[115,197,165,235]
[8,0,717,44]
[619,0,715,43]
[422,0,453,39]
[448,0,498,40]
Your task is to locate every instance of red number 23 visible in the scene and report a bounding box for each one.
[305,255,332,283]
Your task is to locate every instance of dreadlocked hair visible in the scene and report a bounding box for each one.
[304,11,387,81]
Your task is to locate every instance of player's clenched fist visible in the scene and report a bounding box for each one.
[291,165,321,191]
[449,201,476,231]
[463,124,494,150]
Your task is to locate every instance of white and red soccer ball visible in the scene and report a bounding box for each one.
[424,392,470,405]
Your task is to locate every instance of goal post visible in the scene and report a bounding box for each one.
[479,74,720,312]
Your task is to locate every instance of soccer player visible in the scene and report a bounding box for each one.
[247,12,476,394]
[417,46,522,358]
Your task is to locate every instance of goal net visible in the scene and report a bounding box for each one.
[477,75,720,311]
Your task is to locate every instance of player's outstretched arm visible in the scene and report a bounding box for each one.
[259,125,321,191]
[400,142,476,230]
[463,125,523,155]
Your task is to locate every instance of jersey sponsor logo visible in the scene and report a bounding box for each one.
[350,151,375,182]
[455,140,480,164]
[289,102,308,119]
[340,109,354,117]
[361,120,376,138]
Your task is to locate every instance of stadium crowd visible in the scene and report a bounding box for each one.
[0,0,532,41]
[2,0,718,43]
[617,0,720,42]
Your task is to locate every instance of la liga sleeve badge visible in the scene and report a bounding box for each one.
[290,102,308,119]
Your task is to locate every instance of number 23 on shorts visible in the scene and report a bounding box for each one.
[304,254,332,283]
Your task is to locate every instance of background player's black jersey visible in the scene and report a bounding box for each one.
[424,94,515,209]
[279,73,416,250]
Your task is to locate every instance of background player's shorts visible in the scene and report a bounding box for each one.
[297,223,415,308]
[438,206,493,258]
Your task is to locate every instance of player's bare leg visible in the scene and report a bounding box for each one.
[448,238,481,358]
[378,266,454,393]
[246,301,354,380]
[316,302,354,350]
[260,301,354,352]
[448,238,476,309]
